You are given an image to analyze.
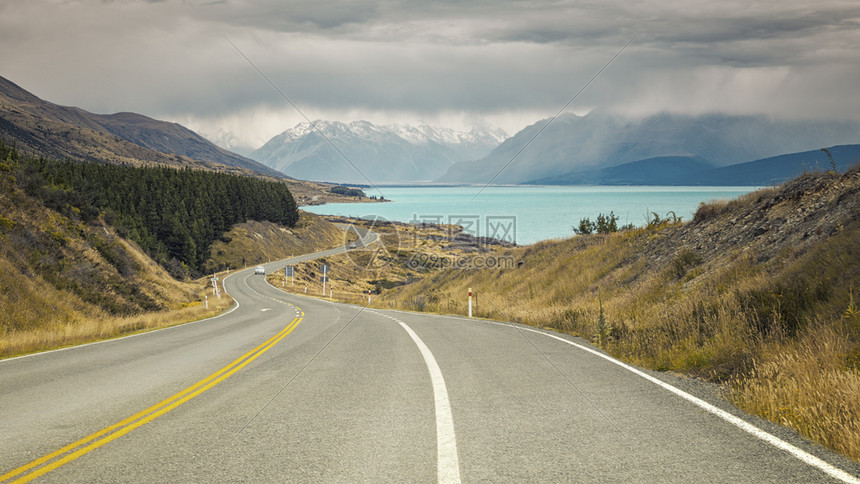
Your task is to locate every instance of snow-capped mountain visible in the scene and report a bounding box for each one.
[250,120,507,183]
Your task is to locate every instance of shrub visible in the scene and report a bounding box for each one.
[573,218,596,235]
[596,211,619,234]
[670,248,703,279]
[574,212,619,235]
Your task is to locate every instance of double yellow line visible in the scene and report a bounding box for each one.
[2,312,304,483]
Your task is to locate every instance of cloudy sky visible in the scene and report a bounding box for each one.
[2,0,859,149]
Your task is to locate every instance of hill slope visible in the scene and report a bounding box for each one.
[694,144,860,186]
[0,156,351,358]
[203,211,351,274]
[0,75,284,178]
[531,145,860,186]
[0,161,212,357]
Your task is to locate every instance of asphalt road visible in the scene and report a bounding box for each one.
[2,234,859,483]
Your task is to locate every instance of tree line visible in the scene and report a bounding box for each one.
[1,139,298,277]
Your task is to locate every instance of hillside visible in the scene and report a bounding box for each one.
[0,155,351,358]
[0,75,284,178]
[695,145,860,186]
[5,148,299,278]
[252,120,506,183]
[203,211,352,274]
[530,145,860,186]
[439,111,860,184]
[0,158,221,357]
[0,76,374,206]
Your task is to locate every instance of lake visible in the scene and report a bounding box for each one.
[304,185,759,245]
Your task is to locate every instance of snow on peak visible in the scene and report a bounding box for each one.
[275,119,507,148]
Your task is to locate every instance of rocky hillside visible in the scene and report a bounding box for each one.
[648,166,860,269]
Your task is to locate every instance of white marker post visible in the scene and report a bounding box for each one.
[368,289,371,304]
[205,295,208,309]
[468,287,473,318]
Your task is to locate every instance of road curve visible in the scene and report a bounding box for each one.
[2,233,859,482]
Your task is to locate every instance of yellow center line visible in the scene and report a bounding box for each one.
[2,310,303,483]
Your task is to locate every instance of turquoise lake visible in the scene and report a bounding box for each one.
[304,185,759,245]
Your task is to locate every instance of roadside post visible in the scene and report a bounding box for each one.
[321,263,329,296]
[368,289,371,304]
[468,287,472,318]
[205,295,208,309]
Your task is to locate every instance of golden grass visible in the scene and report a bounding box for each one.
[731,322,860,460]
[0,282,233,359]
[204,211,351,273]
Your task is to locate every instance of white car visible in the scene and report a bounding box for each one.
[349,242,357,249]
[254,266,265,275]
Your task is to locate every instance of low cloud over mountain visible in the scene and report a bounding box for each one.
[251,120,507,183]
[438,112,860,185]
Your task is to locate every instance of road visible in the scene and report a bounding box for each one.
[2,233,859,483]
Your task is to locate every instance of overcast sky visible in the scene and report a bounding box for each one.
[2,0,860,148]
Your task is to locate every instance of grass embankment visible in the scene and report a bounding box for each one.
[0,172,351,358]
[204,211,350,273]
[0,174,236,358]
[278,168,860,461]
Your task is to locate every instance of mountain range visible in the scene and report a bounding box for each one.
[250,120,507,183]
[6,71,859,189]
[0,75,285,179]
[526,145,860,186]
[438,112,860,185]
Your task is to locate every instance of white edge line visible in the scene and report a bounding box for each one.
[380,310,859,484]
[394,318,462,484]
[1,271,243,364]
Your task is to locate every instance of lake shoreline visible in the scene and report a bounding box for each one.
[305,185,760,245]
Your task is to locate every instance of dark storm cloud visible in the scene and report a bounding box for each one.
[2,0,860,145]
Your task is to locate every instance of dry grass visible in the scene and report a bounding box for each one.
[265,217,486,304]
[204,211,351,273]
[0,176,239,358]
[0,291,233,359]
[731,322,860,460]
